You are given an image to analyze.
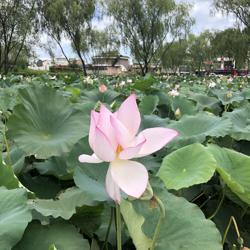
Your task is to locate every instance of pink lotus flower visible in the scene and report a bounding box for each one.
[99,84,107,93]
[78,94,178,203]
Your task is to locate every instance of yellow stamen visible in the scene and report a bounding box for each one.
[116,145,123,154]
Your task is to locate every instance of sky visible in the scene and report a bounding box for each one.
[35,0,236,60]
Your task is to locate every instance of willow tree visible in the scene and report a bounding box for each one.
[211,28,249,68]
[105,0,193,75]
[0,0,37,73]
[214,0,250,28]
[41,0,96,75]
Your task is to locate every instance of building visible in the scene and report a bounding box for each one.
[28,57,81,71]
[91,55,130,75]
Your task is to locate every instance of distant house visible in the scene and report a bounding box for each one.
[91,55,130,75]
[29,57,83,71]
[53,57,69,66]
[28,59,52,71]
[215,57,235,70]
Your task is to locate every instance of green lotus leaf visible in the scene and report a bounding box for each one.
[212,89,244,105]
[168,112,232,147]
[74,163,109,202]
[223,106,250,141]
[71,205,104,238]
[7,86,89,159]
[188,93,221,114]
[170,95,197,116]
[0,152,19,189]
[140,115,169,130]
[13,221,90,250]
[81,89,120,104]
[0,187,32,250]
[120,200,152,250]
[0,119,4,146]
[139,95,159,115]
[158,143,217,190]
[207,144,250,205]
[31,187,98,220]
[3,146,26,175]
[0,87,18,112]
[132,75,156,91]
[34,155,74,180]
[131,179,223,250]
[20,174,62,199]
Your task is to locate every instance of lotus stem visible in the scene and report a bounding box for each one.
[102,207,113,250]
[150,195,166,250]
[222,216,243,248]
[208,189,225,220]
[3,114,11,165]
[115,203,122,250]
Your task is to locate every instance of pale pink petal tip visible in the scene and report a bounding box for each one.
[137,128,179,156]
[117,94,141,137]
[93,127,116,162]
[78,154,103,163]
[110,160,148,198]
[106,166,121,203]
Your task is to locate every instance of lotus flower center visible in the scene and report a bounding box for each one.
[116,145,123,154]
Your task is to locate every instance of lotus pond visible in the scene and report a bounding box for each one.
[1,73,250,250]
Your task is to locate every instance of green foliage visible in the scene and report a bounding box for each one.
[0,0,37,73]
[168,112,232,147]
[7,86,89,158]
[31,187,98,220]
[0,187,32,250]
[74,163,110,202]
[214,0,250,28]
[13,221,90,250]
[2,73,250,249]
[0,152,19,189]
[187,31,214,73]
[208,144,250,205]
[139,95,159,115]
[158,143,217,190]
[131,179,223,250]
[106,0,193,75]
[41,0,96,75]
[211,28,249,68]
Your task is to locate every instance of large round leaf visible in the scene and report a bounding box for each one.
[0,152,19,189]
[81,89,120,104]
[7,86,89,159]
[139,95,159,115]
[31,187,97,220]
[188,93,221,114]
[73,164,109,202]
[0,187,32,250]
[131,179,223,250]
[120,200,152,250]
[168,112,232,147]
[207,144,250,205]
[170,95,197,116]
[0,87,18,112]
[34,155,74,180]
[212,89,244,105]
[158,143,217,190]
[223,106,250,141]
[13,221,90,250]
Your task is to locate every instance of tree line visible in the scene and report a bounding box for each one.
[0,0,249,75]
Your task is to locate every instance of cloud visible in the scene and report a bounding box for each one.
[177,0,236,34]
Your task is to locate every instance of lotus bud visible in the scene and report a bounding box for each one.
[175,108,181,119]
[99,84,107,93]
